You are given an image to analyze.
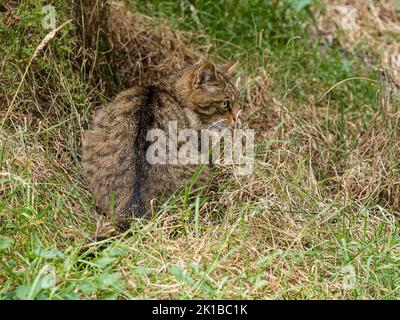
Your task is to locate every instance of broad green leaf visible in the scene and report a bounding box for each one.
[0,236,13,250]
[290,0,313,12]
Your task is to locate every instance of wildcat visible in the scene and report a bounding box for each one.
[81,61,239,231]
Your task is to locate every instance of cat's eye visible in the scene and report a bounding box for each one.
[221,100,231,111]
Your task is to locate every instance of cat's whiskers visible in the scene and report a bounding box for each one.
[209,119,227,130]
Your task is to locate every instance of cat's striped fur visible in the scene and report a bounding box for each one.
[82,62,239,231]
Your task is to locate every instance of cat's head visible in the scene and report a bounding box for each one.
[176,61,240,129]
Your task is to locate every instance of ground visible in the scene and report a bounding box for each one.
[0,0,399,299]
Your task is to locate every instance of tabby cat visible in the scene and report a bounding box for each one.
[81,61,239,231]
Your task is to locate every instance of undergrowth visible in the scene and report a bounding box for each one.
[0,0,399,299]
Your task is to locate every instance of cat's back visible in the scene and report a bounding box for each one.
[81,87,145,215]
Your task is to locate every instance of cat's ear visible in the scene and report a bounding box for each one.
[194,62,218,88]
[219,60,239,75]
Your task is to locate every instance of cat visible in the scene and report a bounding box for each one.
[81,61,240,231]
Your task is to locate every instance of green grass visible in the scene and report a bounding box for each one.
[135,0,380,105]
[0,0,399,299]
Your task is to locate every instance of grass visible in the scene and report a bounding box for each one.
[0,0,399,299]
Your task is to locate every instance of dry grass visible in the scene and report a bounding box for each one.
[311,0,400,210]
[315,1,400,46]
[107,2,203,88]
[74,0,207,95]
[314,0,400,87]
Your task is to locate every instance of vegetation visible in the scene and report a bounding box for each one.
[0,0,399,299]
